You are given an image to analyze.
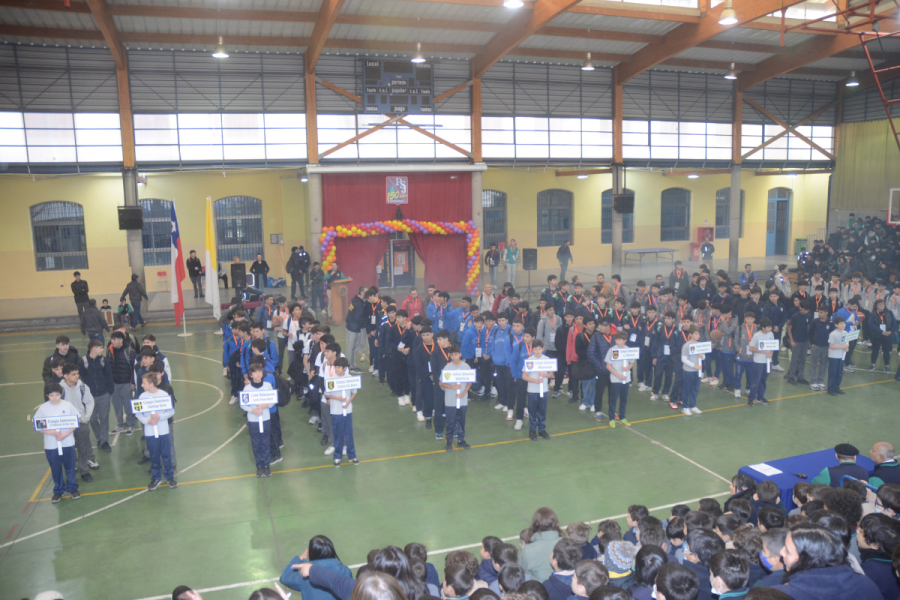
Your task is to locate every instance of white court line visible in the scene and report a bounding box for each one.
[0,381,44,386]
[166,351,223,364]
[0,424,247,550]
[625,426,732,484]
[131,491,731,600]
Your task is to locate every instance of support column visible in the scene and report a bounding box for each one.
[472,77,483,163]
[471,170,484,290]
[728,165,741,275]
[122,167,145,285]
[306,73,319,165]
[611,164,624,271]
[308,173,324,264]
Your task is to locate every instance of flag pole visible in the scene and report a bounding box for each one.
[173,197,193,337]
[178,317,192,337]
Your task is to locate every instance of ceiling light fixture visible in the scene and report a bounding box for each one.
[411,42,425,64]
[719,0,738,25]
[503,0,525,8]
[688,174,699,179]
[212,36,228,58]
[846,70,860,87]
[582,52,595,71]
[724,62,738,80]
[577,174,588,179]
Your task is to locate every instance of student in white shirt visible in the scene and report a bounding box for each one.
[325,357,358,467]
[242,362,274,478]
[827,317,850,396]
[61,363,97,482]
[747,318,774,407]
[135,372,176,491]
[440,345,473,452]
[523,339,553,441]
[605,332,635,428]
[34,382,81,502]
[680,326,704,417]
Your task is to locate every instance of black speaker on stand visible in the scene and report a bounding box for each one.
[522,248,538,302]
[231,263,247,299]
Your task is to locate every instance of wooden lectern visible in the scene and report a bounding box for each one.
[329,278,353,325]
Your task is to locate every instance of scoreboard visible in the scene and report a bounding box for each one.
[361,59,433,115]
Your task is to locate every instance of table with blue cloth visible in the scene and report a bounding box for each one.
[739,449,876,511]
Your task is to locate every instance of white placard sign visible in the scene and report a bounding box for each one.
[758,339,780,351]
[34,415,80,455]
[689,341,712,355]
[441,368,478,383]
[609,347,640,361]
[324,376,362,393]
[240,390,279,432]
[130,396,173,439]
[524,358,558,372]
[843,330,859,342]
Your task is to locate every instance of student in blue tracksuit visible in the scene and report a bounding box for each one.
[587,319,613,421]
[437,292,454,333]
[222,309,246,370]
[461,316,486,394]
[762,291,786,371]
[507,320,528,430]
[242,322,279,382]
[249,340,283,464]
[492,314,512,412]
[453,296,474,342]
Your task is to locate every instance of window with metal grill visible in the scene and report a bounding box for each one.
[482,190,507,249]
[536,189,573,247]
[30,201,88,271]
[214,196,264,262]
[139,199,173,266]
[660,188,691,242]
[601,189,635,244]
[715,188,745,239]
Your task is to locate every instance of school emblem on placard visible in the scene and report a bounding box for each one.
[443,372,451,381]
[327,381,335,391]
[525,361,534,371]
[132,402,142,412]
[34,418,48,430]
[612,350,620,360]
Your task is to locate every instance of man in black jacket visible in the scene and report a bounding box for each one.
[72,271,90,320]
[107,330,137,435]
[345,286,368,374]
[186,250,204,298]
[42,335,80,383]
[286,246,308,300]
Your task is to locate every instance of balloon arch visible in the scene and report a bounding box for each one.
[319,220,481,294]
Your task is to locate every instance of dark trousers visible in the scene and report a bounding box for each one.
[653,359,674,395]
[408,362,418,407]
[433,385,446,434]
[444,404,467,442]
[718,351,736,387]
[311,287,325,311]
[269,410,282,459]
[527,392,548,433]
[146,433,174,481]
[320,405,334,446]
[290,272,306,299]
[46,446,78,495]
[332,413,356,460]
[828,357,844,392]
[277,337,287,374]
[610,382,630,419]
[465,359,483,394]
[190,275,203,297]
[495,365,512,407]
[88,332,105,346]
[132,300,146,326]
[594,372,611,414]
[870,335,892,367]
[748,362,769,402]
[514,378,528,420]
[844,340,858,366]
[553,361,568,392]
[418,377,434,417]
[479,358,494,393]
[368,336,378,372]
[380,350,390,385]
[670,368,684,403]
[393,356,410,396]
[735,359,751,391]
[682,370,700,409]
[544,351,561,390]
[771,333,783,366]
[639,351,653,385]
[248,419,271,468]
[76,301,89,322]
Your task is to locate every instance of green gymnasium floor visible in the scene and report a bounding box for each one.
[1,324,898,600]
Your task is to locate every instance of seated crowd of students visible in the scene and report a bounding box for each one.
[169,477,900,600]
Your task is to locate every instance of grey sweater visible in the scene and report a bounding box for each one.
[121,281,148,304]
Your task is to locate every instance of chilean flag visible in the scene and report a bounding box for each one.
[170,203,186,326]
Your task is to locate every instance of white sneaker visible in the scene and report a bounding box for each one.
[368,364,374,373]
[491,387,498,398]
[494,403,505,410]
[662,394,670,402]
[691,407,702,414]
[343,446,347,455]
[223,367,228,377]
[325,446,335,456]
[682,408,692,416]
[640,383,651,392]
[229,395,238,405]
[579,404,588,411]
[507,409,514,421]
[708,377,719,386]
[308,416,320,425]
[404,395,411,405]
[734,389,741,399]
[514,419,523,430]
[650,394,659,401]
[477,388,485,397]
[372,370,378,377]
[411,403,417,412]
[417,411,425,422]
[398,397,406,406]
[772,364,784,372]
[700,377,710,383]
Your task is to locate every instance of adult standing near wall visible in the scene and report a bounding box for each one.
[505,239,520,286]
[286,246,310,300]
[556,240,573,283]
[484,243,501,287]
[186,250,203,299]
[72,271,89,321]
[250,254,270,293]
[345,285,368,375]
[121,274,149,331]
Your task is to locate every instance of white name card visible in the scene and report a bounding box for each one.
[34,415,80,432]
[689,341,712,355]
[441,368,478,383]
[131,396,173,414]
[240,390,279,406]
[324,376,362,393]
[844,330,859,342]
[524,358,558,372]
[758,339,780,351]
[609,347,640,361]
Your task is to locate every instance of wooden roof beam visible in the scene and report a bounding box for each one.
[84,0,125,69]
[306,0,345,74]
[614,0,806,85]
[471,0,582,79]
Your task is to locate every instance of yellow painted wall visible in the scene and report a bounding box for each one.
[482,168,829,270]
[0,169,309,300]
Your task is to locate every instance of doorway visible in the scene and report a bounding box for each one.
[767,187,791,256]
[376,236,416,289]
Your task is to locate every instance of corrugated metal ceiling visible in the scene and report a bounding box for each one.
[548,12,683,35]
[674,47,777,64]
